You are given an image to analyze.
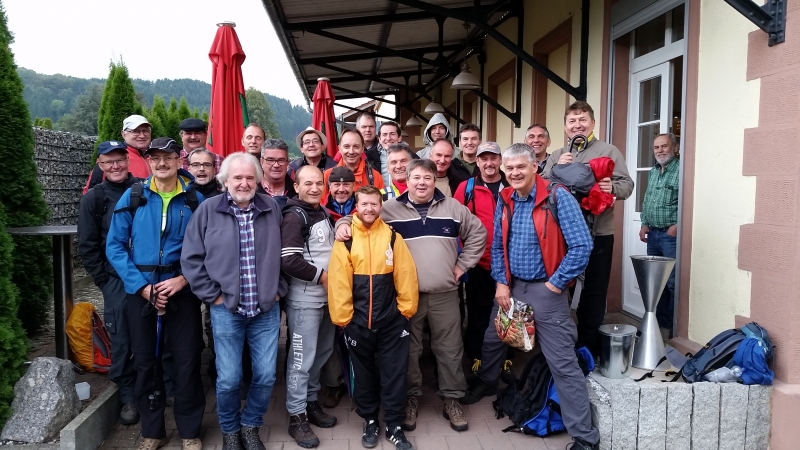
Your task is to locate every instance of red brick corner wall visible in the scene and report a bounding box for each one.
[740,3,800,447]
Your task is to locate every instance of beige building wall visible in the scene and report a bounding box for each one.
[546,44,570,147]
[688,0,759,343]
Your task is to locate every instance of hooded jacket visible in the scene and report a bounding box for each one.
[280,197,335,307]
[106,170,206,295]
[78,173,138,288]
[416,113,461,160]
[195,179,223,198]
[328,214,418,329]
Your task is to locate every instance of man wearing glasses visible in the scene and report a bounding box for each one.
[106,137,206,450]
[187,148,223,198]
[257,138,297,208]
[82,115,152,194]
[78,141,140,426]
[289,127,336,180]
[179,118,223,173]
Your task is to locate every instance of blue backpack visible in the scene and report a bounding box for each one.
[493,347,593,437]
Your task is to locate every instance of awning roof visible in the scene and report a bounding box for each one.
[261,0,514,105]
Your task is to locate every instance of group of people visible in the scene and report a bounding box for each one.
[77,99,681,450]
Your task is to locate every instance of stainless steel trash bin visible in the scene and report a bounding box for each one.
[597,324,637,379]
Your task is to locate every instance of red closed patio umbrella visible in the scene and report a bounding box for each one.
[207,22,249,157]
[312,77,338,158]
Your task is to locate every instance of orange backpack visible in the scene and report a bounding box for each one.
[66,303,112,373]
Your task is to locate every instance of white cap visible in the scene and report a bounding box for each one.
[122,115,150,131]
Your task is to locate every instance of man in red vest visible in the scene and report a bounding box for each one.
[83,115,152,194]
[461,143,599,450]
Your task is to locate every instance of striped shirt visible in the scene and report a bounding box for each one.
[640,158,679,229]
[228,193,259,317]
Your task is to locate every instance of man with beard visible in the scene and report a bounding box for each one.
[380,143,413,200]
[179,118,223,172]
[525,124,551,174]
[83,115,151,193]
[258,139,297,208]
[187,148,223,197]
[456,124,481,176]
[242,123,266,157]
[182,153,286,450]
[639,133,680,336]
[289,127,336,179]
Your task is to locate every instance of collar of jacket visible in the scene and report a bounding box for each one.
[352,213,385,233]
[576,132,596,151]
[214,191,273,214]
[143,168,194,194]
[103,173,138,191]
[474,169,508,188]
[397,187,446,205]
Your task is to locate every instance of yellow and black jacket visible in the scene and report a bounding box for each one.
[328,214,418,329]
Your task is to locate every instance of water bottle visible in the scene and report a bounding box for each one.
[703,366,742,383]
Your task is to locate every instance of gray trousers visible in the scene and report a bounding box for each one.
[100,276,136,404]
[476,279,599,444]
[285,304,335,415]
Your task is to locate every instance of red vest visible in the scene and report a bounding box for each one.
[499,176,569,285]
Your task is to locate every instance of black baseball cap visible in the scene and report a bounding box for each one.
[179,118,207,132]
[328,166,355,183]
[146,137,182,155]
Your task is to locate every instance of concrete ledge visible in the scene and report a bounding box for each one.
[60,384,120,450]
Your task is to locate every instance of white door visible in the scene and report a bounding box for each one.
[622,62,671,317]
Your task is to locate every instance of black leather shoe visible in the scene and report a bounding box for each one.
[569,437,599,450]
[239,426,265,450]
[460,378,497,405]
[222,431,244,450]
[306,400,337,428]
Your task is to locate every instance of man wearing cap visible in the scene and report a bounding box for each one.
[242,123,267,157]
[453,142,512,380]
[179,118,223,173]
[78,141,140,425]
[289,127,336,180]
[380,143,413,201]
[82,115,151,194]
[323,128,384,199]
[258,138,297,209]
[106,137,206,450]
[324,166,356,222]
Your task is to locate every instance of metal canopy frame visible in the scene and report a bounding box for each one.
[724,0,786,46]
[262,0,592,127]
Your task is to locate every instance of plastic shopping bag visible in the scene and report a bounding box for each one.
[494,298,536,351]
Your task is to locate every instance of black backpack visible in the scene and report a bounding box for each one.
[113,181,199,219]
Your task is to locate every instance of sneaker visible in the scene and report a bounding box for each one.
[442,397,468,431]
[322,384,347,408]
[182,438,203,450]
[306,400,337,428]
[568,437,599,450]
[361,420,379,448]
[385,425,413,450]
[460,378,497,405]
[120,402,139,425]
[400,397,418,431]
[288,413,320,448]
[222,432,243,450]
[240,426,265,450]
[500,360,515,385]
[137,437,168,450]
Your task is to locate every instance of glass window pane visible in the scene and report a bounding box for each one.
[671,4,685,43]
[638,76,662,123]
[636,170,650,212]
[638,124,659,168]
[633,14,666,58]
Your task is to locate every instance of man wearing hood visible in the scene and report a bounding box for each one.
[416,113,461,160]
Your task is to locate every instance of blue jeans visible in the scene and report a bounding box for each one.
[647,228,677,330]
[211,303,280,433]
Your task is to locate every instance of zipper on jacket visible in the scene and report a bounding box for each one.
[543,208,549,239]
[367,229,373,329]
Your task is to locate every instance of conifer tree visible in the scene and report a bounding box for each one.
[94,60,139,163]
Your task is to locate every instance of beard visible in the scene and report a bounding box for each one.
[230,189,255,205]
[655,152,675,166]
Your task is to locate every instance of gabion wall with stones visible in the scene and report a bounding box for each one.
[32,128,96,279]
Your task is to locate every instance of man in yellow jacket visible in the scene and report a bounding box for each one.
[328,185,418,450]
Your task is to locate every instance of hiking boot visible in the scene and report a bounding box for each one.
[182,438,202,450]
[400,397,418,431]
[322,384,347,408]
[120,402,139,425]
[137,437,168,450]
[221,432,243,450]
[442,397,468,431]
[306,400,337,428]
[460,378,497,405]
[240,426,265,450]
[385,425,414,450]
[361,419,379,448]
[288,413,320,448]
[568,437,599,450]
[500,360,515,385]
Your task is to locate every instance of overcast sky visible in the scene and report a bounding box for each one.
[4,0,311,107]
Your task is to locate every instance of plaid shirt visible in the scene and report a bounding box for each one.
[640,158,679,229]
[228,193,260,317]
[181,149,224,173]
[491,184,593,290]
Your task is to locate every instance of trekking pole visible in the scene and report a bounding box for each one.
[148,285,166,410]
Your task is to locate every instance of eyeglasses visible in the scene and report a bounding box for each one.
[261,157,288,166]
[189,162,213,169]
[149,156,178,163]
[97,158,129,167]
[124,128,152,136]
[302,139,322,146]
